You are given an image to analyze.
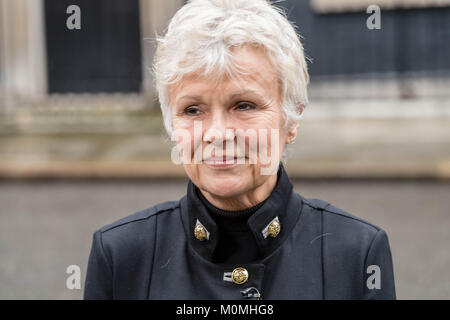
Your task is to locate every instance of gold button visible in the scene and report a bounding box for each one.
[194,224,207,241]
[231,267,248,285]
[267,220,281,238]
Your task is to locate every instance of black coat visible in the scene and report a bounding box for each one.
[84,167,396,300]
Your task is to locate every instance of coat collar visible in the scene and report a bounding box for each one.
[180,164,303,262]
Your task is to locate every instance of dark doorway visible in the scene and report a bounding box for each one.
[44,0,142,93]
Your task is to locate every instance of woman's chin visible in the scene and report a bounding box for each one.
[200,175,248,199]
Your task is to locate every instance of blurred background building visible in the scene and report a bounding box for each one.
[0,0,449,299]
[1,0,449,177]
[1,0,450,113]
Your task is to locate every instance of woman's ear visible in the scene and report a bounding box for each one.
[286,123,299,144]
[285,104,304,144]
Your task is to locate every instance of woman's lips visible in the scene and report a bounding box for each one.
[203,156,246,167]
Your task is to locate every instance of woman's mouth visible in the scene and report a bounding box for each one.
[203,156,246,168]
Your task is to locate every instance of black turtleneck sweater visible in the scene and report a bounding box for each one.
[196,188,265,264]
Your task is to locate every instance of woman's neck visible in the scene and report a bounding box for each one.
[199,173,277,211]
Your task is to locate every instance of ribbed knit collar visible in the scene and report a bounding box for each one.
[196,188,266,231]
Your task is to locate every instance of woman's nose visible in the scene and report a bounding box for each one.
[203,110,234,144]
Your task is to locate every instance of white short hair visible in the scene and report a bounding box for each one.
[153,0,310,135]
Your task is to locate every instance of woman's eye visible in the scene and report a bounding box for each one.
[235,102,255,111]
[184,106,201,116]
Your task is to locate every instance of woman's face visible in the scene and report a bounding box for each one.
[168,45,297,200]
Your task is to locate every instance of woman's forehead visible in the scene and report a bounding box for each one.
[170,75,279,106]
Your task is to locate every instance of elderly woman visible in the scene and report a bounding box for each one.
[84,0,395,300]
